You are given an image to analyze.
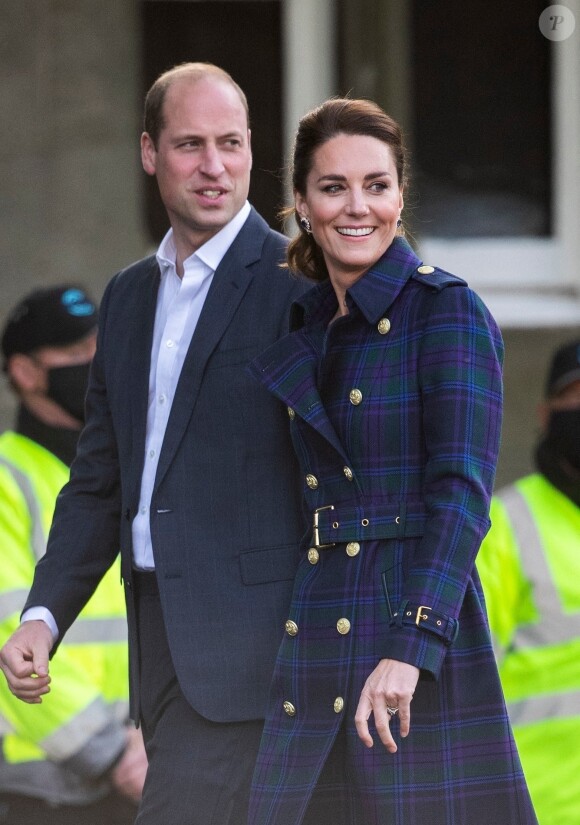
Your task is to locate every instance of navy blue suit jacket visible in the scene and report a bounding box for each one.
[25,208,306,723]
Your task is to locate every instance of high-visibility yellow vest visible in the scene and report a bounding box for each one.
[477,473,580,825]
[0,431,129,805]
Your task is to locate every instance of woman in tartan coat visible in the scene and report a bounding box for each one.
[248,99,537,824]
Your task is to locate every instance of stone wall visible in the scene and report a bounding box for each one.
[0,0,148,428]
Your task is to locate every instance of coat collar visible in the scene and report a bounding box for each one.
[291,236,422,330]
[250,237,422,463]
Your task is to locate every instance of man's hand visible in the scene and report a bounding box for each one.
[111,726,148,803]
[355,658,420,753]
[0,620,53,703]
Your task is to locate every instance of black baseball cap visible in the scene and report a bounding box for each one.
[2,285,98,369]
[545,339,580,397]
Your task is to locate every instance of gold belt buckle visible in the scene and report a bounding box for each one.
[313,505,336,549]
[415,605,432,626]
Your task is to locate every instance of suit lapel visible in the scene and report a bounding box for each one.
[153,209,264,494]
[128,258,160,502]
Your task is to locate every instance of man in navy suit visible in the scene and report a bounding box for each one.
[0,63,305,825]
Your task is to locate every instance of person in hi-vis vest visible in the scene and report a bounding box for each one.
[478,339,580,825]
[0,286,146,825]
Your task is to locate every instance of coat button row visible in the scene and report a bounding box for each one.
[307,543,360,563]
[308,547,320,564]
[306,468,354,488]
[283,698,344,716]
[285,620,298,636]
[336,618,351,635]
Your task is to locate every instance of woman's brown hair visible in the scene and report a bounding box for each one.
[285,98,407,282]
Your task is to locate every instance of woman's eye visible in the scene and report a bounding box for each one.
[322,184,343,194]
[370,181,389,192]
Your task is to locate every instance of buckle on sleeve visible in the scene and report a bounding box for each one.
[415,605,432,626]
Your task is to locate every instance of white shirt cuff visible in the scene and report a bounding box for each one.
[21,607,59,643]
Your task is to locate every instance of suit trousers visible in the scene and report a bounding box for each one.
[133,572,264,825]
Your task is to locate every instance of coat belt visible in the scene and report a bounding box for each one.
[312,502,427,548]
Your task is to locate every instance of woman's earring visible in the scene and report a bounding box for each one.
[397,218,402,227]
[299,216,312,234]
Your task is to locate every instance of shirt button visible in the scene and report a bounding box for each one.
[343,466,353,481]
[158,394,166,404]
[166,339,175,348]
[377,317,391,334]
[283,701,296,717]
[346,541,360,557]
[140,506,147,515]
[285,620,299,636]
[334,696,345,713]
[307,548,320,564]
[337,618,351,635]
[305,474,319,489]
[349,388,363,405]
[149,449,155,459]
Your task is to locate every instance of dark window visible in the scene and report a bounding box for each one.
[140,1,283,244]
[410,0,551,237]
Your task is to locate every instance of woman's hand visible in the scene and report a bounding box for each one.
[354,658,420,752]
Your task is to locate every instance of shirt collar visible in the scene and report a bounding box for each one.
[156,200,252,274]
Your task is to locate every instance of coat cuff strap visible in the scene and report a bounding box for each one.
[390,600,459,645]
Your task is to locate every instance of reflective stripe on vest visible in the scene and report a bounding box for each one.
[0,589,30,623]
[0,456,46,561]
[508,687,580,726]
[498,486,580,648]
[40,695,128,761]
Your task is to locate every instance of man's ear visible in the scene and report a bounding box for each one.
[7,354,45,394]
[141,132,157,177]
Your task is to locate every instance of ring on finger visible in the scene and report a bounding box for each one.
[386,705,399,717]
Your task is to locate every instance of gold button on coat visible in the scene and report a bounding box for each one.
[343,466,353,481]
[287,406,295,419]
[285,620,298,636]
[334,696,344,713]
[417,265,435,275]
[307,548,320,564]
[377,317,391,334]
[305,474,318,489]
[283,701,296,716]
[337,618,351,635]
[349,388,363,405]
[346,541,360,557]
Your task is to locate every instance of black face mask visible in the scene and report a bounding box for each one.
[545,408,580,470]
[46,362,91,424]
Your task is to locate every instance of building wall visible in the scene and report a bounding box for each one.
[0,0,148,428]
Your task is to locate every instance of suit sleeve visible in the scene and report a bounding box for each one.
[385,283,504,677]
[24,275,124,642]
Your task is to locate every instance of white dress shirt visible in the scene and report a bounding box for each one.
[24,201,252,636]
[132,200,251,569]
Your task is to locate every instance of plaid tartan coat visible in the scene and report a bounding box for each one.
[247,238,537,825]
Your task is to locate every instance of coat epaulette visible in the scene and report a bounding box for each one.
[411,264,467,292]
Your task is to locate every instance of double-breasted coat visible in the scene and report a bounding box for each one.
[248,238,537,825]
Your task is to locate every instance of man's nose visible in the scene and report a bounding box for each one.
[199,144,225,176]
